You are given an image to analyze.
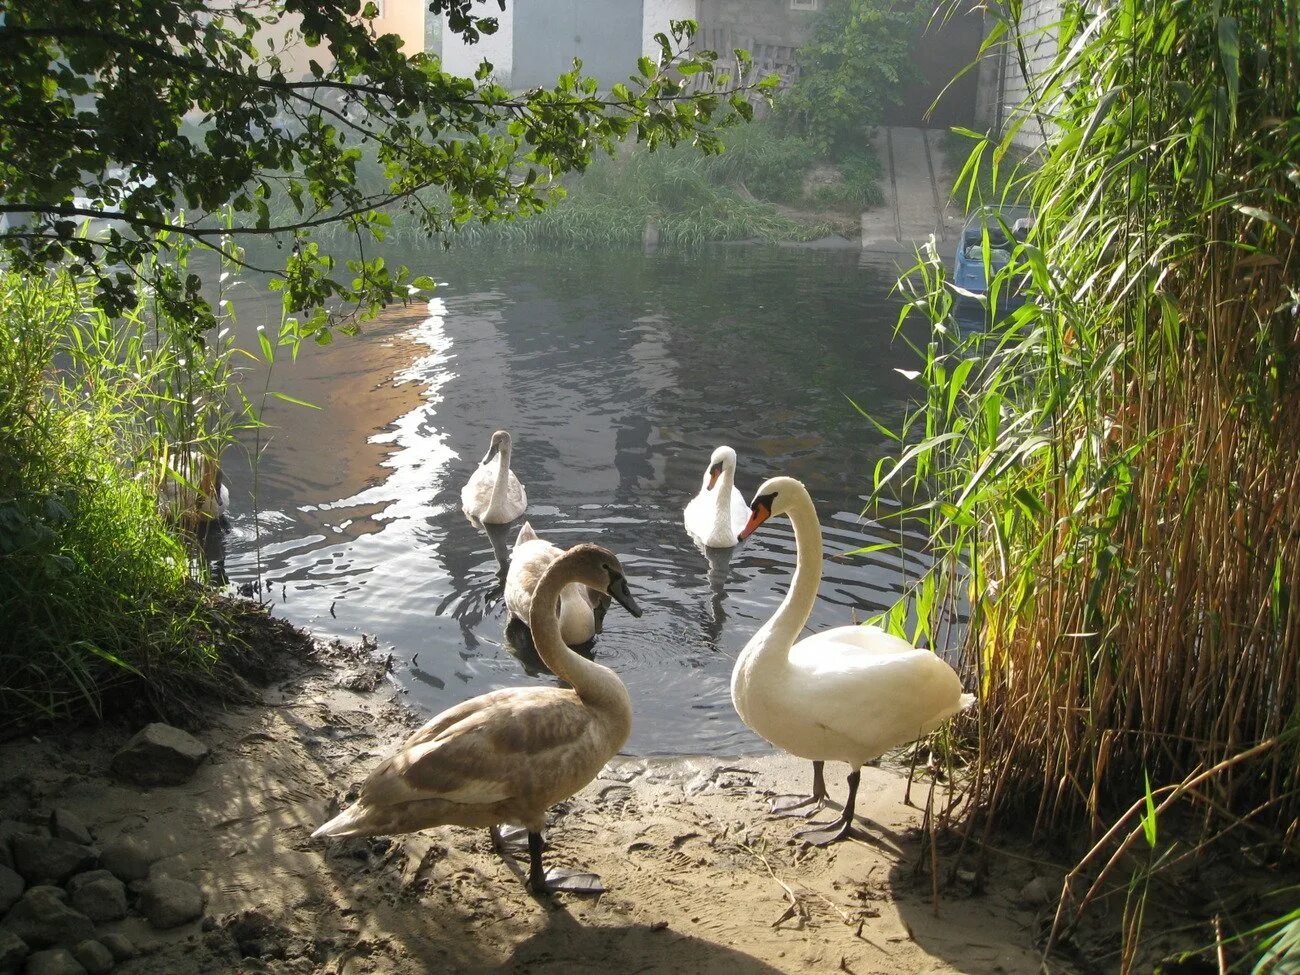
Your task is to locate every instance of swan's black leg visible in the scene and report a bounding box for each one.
[769,760,828,818]
[796,768,862,846]
[526,830,547,893]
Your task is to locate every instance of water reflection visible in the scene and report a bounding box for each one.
[223,245,932,754]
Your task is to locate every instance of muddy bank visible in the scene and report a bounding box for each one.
[0,639,1060,975]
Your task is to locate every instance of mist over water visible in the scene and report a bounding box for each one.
[220,245,929,754]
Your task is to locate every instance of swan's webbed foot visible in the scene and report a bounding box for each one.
[768,760,828,818]
[792,766,862,847]
[768,794,825,818]
[794,815,863,847]
[494,827,605,896]
[530,866,605,895]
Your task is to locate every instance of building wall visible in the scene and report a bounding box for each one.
[440,4,516,84]
[1000,0,1061,149]
[642,0,700,58]
[372,1,427,58]
[696,0,819,47]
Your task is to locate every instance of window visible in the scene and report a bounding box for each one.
[790,0,818,9]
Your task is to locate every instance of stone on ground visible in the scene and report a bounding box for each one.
[0,866,24,914]
[69,942,111,975]
[9,837,96,887]
[64,874,124,924]
[0,888,94,949]
[0,931,29,975]
[93,935,132,964]
[95,841,152,884]
[137,877,204,929]
[45,816,89,850]
[21,948,86,975]
[109,724,209,787]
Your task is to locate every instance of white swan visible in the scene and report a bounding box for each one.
[157,448,229,529]
[461,430,527,524]
[683,445,749,549]
[506,522,606,647]
[313,544,641,894]
[731,476,974,845]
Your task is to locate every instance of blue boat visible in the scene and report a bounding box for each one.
[951,204,1033,327]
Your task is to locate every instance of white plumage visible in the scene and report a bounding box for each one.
[461,430,527,524]
[731,475,974,844]
[505,522,601,647]
[683,445,749,549]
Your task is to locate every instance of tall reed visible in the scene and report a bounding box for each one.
[0,229,250,728]
[877,0,1300,853]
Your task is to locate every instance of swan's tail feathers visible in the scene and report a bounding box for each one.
[311,801,376,840]
[514,521,537,547]
[958,693,977,711]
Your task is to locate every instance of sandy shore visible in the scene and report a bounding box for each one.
[0,642,1059,975]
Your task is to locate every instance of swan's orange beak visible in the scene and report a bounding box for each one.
[737,499,771,542]
[707,462,723,490]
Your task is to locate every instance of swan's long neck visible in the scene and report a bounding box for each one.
[712,461,737,522]
[756,490,823,660]
[532,568,631,722]
[489,442,511,509]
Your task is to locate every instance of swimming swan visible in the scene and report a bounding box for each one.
[157,448,229,530]
[730,476,974,845]
[683,445,749,549]
[461,430,527,524]
[506,522,608,647]
[312,544,642,894]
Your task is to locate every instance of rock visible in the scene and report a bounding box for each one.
[46,816,89,850]
[0,865,24,914]
[65,874,124,924]
[0,823,38,874]
[70,942,111,975]
[96,841,152,884]
[93,936,132,964]
[21,948,86,975]
[0,931,29,975]
[0,888,94,949]
[1017,875,1053,908]
[109,724,209,787]
[138,877,204,929]
[10,837,96,887]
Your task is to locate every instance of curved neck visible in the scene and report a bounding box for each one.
[532,568,628,714]
[713,463,736,518]
[763,490,823,655]
[490,442,512,505]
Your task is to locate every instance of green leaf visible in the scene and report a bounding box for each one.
[269,391,322,410]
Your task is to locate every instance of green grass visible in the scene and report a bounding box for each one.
[307,120,881,248]
[0,261,281,732]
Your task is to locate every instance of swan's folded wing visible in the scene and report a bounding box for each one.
[358,688,592,808]
[788,632,967,753]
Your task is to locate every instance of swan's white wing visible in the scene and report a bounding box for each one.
[786,626,967,757]
[729,487,750,536]
[460,464,493,516]
[504,538,561,621]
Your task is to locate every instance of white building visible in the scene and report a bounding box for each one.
[422,0,699,88]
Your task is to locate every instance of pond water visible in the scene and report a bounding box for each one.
[219,245,928,755]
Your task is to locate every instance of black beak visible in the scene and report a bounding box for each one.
[481,442,500,465]
[707,462,723,490]
[607,574,642,618]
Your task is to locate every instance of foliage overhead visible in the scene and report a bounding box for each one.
[779,0,926,154]
[0,0,776,331]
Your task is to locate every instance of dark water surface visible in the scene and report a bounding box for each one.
[221,246,928,755]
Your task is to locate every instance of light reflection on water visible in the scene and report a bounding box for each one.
[221,246,930,755]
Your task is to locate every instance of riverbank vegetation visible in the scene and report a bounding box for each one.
[0,258,301,730]
[877,0,1299,967]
